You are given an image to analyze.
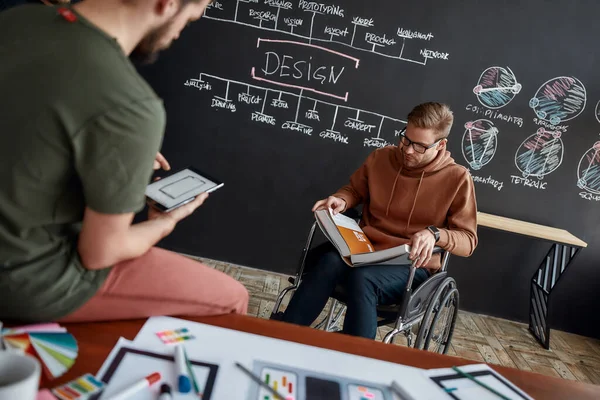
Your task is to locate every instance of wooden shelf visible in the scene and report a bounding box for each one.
[477,212,588,248]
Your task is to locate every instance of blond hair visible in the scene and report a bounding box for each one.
[407,102,454,139]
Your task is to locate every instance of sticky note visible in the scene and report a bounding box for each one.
[51,373,104,400]
[155,327,196,345]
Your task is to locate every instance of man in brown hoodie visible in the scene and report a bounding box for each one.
[281,102,478,339]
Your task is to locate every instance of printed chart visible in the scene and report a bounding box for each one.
[248,360,393,400]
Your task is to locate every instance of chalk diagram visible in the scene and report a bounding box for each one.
[184,0,452,147]
[462,119,499,170]
[528,76,586,125]
[203,0,446,65]
[577,141,600,194]
[515,128,563,179]
[595,100,600,123]
[473,66,521,109]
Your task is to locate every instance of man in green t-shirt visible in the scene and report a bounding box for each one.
[0,0,249,322]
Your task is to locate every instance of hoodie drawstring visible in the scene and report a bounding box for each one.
[405,171,425,232]
[385,167,402,216]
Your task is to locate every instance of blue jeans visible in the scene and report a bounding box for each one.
[282,243,430,339]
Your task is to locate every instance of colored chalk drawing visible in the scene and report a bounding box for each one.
[529,76,586,125]
[577,141,600,195]
[473,66,521,109]
[515,128,563,179]
[462,119,499,170]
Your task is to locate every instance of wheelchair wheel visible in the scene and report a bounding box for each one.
[414,278,459,354]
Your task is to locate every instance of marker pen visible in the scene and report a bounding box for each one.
[175,344,192,393]
[106,372,161,400]
[159,383,173,400]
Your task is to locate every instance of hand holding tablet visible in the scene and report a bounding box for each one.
[145,166,224,213]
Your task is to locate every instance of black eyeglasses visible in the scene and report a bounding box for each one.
[398,128,444,154]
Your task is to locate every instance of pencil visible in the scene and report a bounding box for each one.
[234,362,286,400]
[451,366,511,400]
[182,346,203,398]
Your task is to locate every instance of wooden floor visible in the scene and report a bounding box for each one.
[198,257,600,385]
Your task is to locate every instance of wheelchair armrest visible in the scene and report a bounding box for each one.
[432,246,444,254]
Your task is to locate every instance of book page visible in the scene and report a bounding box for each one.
[329,210,374,254]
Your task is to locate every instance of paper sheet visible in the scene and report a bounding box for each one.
[424,364,534,400]
[125,316,448,399]
[94,338,216,399]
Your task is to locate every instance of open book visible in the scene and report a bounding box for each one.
[314,208,412,267]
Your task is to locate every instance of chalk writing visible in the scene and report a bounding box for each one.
[203,1,447,65]
[352,17,374,27]
[325,26,349,37]
[211,97,237,112]
[533,118,568,133]
[251,111,276,125]
[184,79,211,91]
[264,0,292,9]
[238,92,262,104]
[420,49,449,60]
[207,1,224,10]
[320,129,348,144]
[469,172,504,191]
[284,17,303,27]
[483,109,524,128]
[397,28,434,41]
[465,104,523,127]
[579,192,600,201]
[282,121,313,135]
[306,109,320,120]
[249,9,277,22]
[365,32,396,46]
[188,72,407,146]
[271,98,289,108]
[510,175,547,190]
[345,118,376,133]
[298,0,345,17]
[364,138,392,148]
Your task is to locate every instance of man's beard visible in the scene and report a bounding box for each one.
[131,25,169,65]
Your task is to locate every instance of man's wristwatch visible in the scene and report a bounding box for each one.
[427,225,440,242]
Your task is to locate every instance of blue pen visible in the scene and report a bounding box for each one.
[174,344,192,393]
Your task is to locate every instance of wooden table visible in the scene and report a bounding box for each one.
[46,314,600,399]
[477,212,588,349]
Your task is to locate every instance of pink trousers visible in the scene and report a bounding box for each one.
[59,247,249,322]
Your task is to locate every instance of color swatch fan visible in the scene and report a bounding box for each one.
[1,323,78,382]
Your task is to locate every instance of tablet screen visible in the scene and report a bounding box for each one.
[145,168,221,209]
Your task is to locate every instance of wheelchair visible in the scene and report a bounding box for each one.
[270,210,459,355]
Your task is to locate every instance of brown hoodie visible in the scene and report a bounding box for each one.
[333,145,478,272]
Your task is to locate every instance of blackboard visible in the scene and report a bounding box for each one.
[138,0,600,338]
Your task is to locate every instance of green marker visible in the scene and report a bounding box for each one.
[182,346,203,398]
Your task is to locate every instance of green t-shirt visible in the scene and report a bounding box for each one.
[0,5,166,321]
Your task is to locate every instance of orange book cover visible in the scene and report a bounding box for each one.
[337,225,374,255]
